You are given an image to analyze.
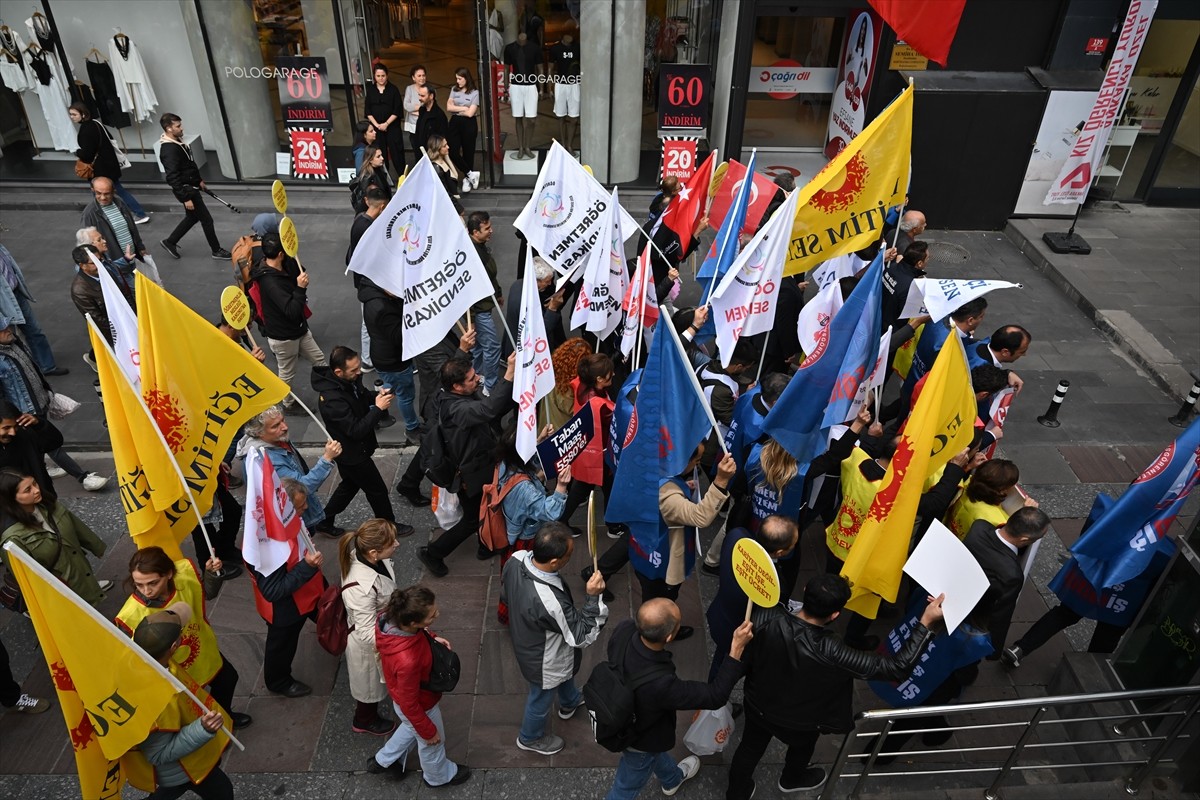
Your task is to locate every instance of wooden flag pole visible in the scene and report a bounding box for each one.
[754,330,770,384]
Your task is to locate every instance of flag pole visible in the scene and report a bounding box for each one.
[661,306,729,454]
[86,315,217,562]
[493,294,518,351]
[755,330,770,383]
[4,543,245,751]
[633,257,650,372]
[705,148,755,301]
[287,392,332,442]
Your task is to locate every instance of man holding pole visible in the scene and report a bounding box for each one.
[467,211,504,395]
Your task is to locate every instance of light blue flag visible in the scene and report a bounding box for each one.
[821,250,885,430]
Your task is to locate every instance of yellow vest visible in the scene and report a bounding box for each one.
[947,495,1009,540]
[116,559,222,686]
[826,449,881,560]
[124,664,231,788]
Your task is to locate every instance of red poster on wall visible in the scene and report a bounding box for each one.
[289,129,328,179]
[492,63,507,163]
[824,8,884,158]
[661,139,698,182]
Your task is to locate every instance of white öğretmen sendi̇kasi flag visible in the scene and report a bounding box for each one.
[904,278,1022,322]
[90,250,140,388]
[346,155,492,359]
[513,249,557,461]
[709,188,801,367]
[570,187,629,341]
[515,141,639,280]
[796,280,845,355]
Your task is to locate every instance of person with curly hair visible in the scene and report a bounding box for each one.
[545,337,591,429]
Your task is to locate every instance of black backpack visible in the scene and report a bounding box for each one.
[349,179,366,212]
[582,626,673,752]
[420,630,461,693]
[421,399,462,491]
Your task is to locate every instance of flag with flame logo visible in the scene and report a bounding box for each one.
[88,318,186,557]
[136,273,290,543]
[4,544,181,798]
[840,332,976,617]
[784,84,912,276]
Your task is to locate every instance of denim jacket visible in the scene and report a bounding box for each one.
[498,463,567,545]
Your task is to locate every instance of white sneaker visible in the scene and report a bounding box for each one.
[10,693,50,714]
[468,170,480,189]
[97,579,114,592]
[461,178,472,194]
[45,463,67,478]
[81,473,109,491]
[663,755,700,795]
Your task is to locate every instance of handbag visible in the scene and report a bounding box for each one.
[99,120,132,169]
[74,159,95,180]
[48,393,81,420]
[683,702,736,756]
[420,630,461,693]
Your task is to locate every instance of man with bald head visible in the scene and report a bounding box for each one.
[888,209,926,256]
[600,598,752,799]
[80,176,146,265]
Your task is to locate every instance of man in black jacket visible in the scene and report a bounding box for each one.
[359,277,418,443]
[251,233,327,414]
[726,574,943,799]
[157,113,229,260]
[963,507,1049,655]
[604,598,752,799]
[312,346,412,536]
[417,351,515,578]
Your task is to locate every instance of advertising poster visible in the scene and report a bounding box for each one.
[276,56,332,129]
[1013,90,1096,216]
[824,8,884,158]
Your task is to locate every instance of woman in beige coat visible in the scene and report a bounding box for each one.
[338,519,399,735]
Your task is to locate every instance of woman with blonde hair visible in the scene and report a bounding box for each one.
[338,519,399,735]
[425,134,463,207]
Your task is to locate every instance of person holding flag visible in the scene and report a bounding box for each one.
[645,155,714,284]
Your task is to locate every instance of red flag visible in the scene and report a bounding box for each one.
[708,160,777,235]
[660,150,716,251]
[868,0,966,66]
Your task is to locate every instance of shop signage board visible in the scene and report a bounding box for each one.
[658,64,711,131]
[660,138,698,182]
[889,41,929,71]
[276,56,332,129]
[289,129,328,179]
[749,61,836,99]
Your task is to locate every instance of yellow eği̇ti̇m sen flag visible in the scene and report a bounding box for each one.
[88,318,187,557]
[840,332,976,618]
[135,272,290,533]
[4,543,181,798]
[784,83,913,276]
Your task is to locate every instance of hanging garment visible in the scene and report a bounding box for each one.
[25,15,71,95]
[107,34,157,122]
[87,58,132,128]
[69,80,101,121]
[27,48,77,151]
[0,28,32,93]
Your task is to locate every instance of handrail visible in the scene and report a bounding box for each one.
[821,683,1200,799]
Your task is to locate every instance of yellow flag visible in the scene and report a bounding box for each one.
[136,273,290,528]
[5,544,181,797]
[841,333,976,618]
[784,84,912,276]
[88,321,186,557]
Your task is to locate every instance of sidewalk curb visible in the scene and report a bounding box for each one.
[1004,220,1193,405]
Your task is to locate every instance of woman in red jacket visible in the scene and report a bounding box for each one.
[558,353,617,534]
[367,585,471,787]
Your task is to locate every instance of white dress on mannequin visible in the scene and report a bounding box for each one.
[108,34,157,122]
[0,28,33,93]
[25,15,72,95]
[27,46,76,151]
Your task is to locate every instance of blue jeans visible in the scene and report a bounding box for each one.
[374,701,459,786]
[471,307,501,391]
[376,368,418,431]
[113,180,147,218]
[518,679,581,743]
[605,750,684,800]
[15,293,57,372]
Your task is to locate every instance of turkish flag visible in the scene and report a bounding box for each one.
[869,0,966,66]
[708,160,777,235]
[660,150,716,251]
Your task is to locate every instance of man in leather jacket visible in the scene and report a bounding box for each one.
[725,574,944,799]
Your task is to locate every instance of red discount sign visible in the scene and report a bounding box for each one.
[661,139,697,182]
[289,130,328,179]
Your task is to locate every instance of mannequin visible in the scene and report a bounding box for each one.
[549,32,580,151]
[108,31,157,123]
[503,32,543,159]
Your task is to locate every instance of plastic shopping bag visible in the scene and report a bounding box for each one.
[431,484,463,529]
[683,702,735,756]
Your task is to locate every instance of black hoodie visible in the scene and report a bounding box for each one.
[357,278,409,372]
[312,366,381,465]
[250,260,308,340]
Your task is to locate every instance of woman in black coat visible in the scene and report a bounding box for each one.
[68,102,148,221]
[357,145,394,203]
[364,64,405,176]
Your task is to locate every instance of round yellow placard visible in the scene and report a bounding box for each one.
[278,216,299,257]
[220,285,252,330]
[731,538,780,608]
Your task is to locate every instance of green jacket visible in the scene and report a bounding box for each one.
[1,503,107,606]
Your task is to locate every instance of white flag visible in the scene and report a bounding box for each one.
[513,250,557,461]
[809,252,865,291]
[847,326,891,420]
[710,188,801,367]
[570,187,629,340]
[241,448,301,576]
[911,278,1022,322]
[346,155,492,359]
[89,251,140,388]
[1045,0,1158,205]
[796,281,845,354]
[515,141,639,279]
[619,245,657,358]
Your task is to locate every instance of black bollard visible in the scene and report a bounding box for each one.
[1038,380,1071,428]
[1168,377,1200,428]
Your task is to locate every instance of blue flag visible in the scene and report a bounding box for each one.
[822,250,885,431]
[697,151,756,287]
[606,312,712,577]
[761,252,884,464]
[1071,418,1200,589]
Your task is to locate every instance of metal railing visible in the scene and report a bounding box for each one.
[820,684,1200,799]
